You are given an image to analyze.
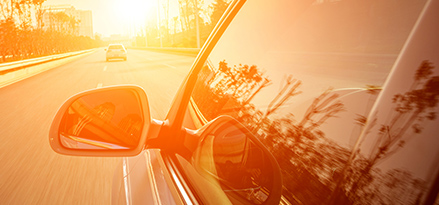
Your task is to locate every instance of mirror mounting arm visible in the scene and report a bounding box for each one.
[146,120,194,157]
[143,119,165,149]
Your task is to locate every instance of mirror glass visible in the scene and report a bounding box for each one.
[58,89,144,150]
[194,121,275,204]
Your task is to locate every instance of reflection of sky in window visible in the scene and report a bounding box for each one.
[207,0,436,181]
[209,0,423,118]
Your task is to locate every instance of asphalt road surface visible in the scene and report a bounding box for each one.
[0,49,195,204]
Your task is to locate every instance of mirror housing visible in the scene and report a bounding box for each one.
[191,116,283,204]
[49,85,151,157]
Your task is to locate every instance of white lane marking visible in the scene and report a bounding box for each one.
[97,83,103,88]
[103,66,107,71]
[123,158,132,205]
[162,63,176,69]
[145,151,162,205]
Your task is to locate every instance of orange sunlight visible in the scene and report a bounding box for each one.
[114,0,155,27]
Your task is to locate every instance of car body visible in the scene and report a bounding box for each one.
[106,44,127,61]
[50,0,439,204]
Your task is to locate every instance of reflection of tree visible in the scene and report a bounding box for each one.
[343,168,426,205]
[193,60,349,204]
[297,88,345,136]
[255,88,347,204]
[354,85,381,127]
[379,169,426,204]
[336,61,439,204]
[215,60,265,101]
[193,61,267,119]
[251,75,301,132]
[193,60,435,204]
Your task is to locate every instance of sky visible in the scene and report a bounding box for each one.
[43,0,213,38]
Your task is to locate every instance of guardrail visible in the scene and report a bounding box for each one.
[128,46,200,57]
[0,49,96,88]
[0,49,95,75]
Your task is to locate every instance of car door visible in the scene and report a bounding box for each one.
[173,0,439,204]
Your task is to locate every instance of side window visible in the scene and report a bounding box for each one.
[188,0,435,204]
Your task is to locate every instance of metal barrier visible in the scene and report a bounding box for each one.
[0,49,95,75]
[0,49,96,87]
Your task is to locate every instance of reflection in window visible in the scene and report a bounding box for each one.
[189,0,430,204]
[193,61,352,204]
[332,61,439,204]
[192,59,438,204]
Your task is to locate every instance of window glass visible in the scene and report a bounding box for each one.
[186,0,432,204]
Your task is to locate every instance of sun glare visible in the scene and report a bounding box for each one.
[114,0,155,26]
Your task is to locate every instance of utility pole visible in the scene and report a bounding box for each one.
[194,0,200,48]
[157,0,163,47]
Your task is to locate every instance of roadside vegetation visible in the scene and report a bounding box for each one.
[0,0,101,63]
[0,0,231,62]
[140,0,230,48]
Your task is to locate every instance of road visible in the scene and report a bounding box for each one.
[0,49,195,204]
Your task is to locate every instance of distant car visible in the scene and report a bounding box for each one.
[106,44,127,61]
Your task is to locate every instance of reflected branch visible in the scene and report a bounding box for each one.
[340,60,439,203]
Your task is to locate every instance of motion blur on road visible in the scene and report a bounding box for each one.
[0,49,194,204]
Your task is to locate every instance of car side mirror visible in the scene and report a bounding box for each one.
[192,115,282,204]
[49,85,151,157]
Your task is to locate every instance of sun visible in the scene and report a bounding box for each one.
[114,0,155,27]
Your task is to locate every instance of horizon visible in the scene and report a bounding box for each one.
[43,0,214,38]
